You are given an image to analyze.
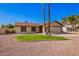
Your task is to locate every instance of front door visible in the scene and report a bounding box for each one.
[39,26,42,33]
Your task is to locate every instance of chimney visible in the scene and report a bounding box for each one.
[25,21,28,23]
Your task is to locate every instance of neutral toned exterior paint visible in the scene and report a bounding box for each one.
[15,26,39,33]
[36,26,39,33]
[26,27,31,33]
[15,21,64,34]
[15,26,21,33]
[62,27,67,32]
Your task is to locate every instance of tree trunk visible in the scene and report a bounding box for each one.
[48,3,51,36]
[72,23,75,31]
[72,21,76,31]
[74,21,77,31]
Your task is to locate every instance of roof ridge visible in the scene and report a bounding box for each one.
[15,22,41,25]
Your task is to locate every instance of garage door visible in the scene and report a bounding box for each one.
[52,27,62,33]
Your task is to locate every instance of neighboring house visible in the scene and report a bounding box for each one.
[61,21,72,31]
[15,21,65,34]
[15,22,42,33]
[62,23,72,31]
[63,24,79,32]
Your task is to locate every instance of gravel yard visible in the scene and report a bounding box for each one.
[0,32,79,56]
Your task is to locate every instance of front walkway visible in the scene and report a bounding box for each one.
[0,32,79,56]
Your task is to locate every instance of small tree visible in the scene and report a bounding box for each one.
[1,24,14,28]
[1,24,15,34]
[6,24,15,28]
[1,24,6,28]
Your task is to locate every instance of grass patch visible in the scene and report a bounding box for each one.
[16,34,67,42]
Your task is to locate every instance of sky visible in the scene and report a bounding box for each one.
[0,3,79,25]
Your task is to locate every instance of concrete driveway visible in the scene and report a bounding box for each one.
[0,32,79,56]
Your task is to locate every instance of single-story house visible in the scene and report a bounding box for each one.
[15,21,65,34]
[15,22,42,33]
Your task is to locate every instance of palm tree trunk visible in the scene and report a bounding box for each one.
[42,3,46,34]
[75,22,76,31]
[72,23,75,31]
[72,22,76,31]
[74,20,77,31]
[48,3,51,36]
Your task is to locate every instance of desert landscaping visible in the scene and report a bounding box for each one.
[0,32,79,56]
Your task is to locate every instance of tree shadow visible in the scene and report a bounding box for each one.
[52,32,77,34]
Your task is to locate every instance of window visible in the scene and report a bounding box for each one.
[21,26,26,32]
[31,27,36,32]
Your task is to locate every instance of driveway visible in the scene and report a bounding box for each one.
[0,32,79,56]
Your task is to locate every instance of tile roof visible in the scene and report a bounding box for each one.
[45,21,64,27]
[15,21,64,27]
[15,22,42,27]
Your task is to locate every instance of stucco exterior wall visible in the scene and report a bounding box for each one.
[26,27,31,33]
[15,26,21,33]
[62,27,67,32]
[15,26,40,33]
[36,26,39,33]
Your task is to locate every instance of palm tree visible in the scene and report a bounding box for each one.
[48,3,51,36]
[67,15,78,31]
[76,16,79,24]
[74,15,79,31]
[42,3,46,34]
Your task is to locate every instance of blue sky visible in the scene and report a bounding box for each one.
[0,3,79,25]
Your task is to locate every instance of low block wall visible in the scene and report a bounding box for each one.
[0,28,6,34]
